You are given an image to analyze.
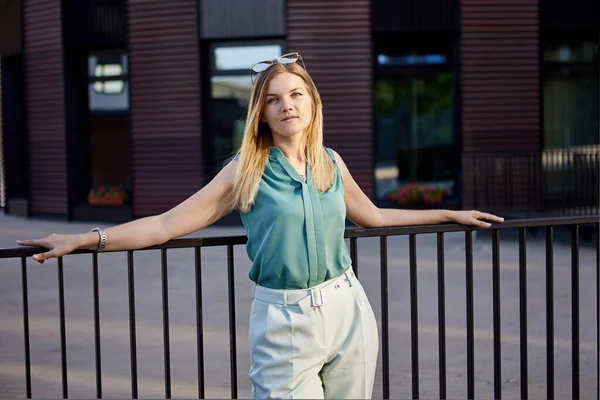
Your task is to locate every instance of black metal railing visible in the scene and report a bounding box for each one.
[463,146,600,216]
[0,216,598,399]
[0,147,5,209]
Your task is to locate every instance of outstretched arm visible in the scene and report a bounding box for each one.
[332,151,503,228]
[17,160,239,262]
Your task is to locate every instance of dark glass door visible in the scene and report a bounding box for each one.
[374,72,459,202]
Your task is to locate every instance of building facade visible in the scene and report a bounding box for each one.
[1,0,598,222]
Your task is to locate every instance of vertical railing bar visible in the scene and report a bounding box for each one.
[564,150,568,213]
[21,257,32,399]
[161,249,172,399]
[545,227,554,400]
[409,234,419,400]
[504,155,509,208]
[57,256,68,399]
[528,153,533,209]
[227,244,239,399]
[465,231,475,400]
[492,230,502,400]
[552,150,558,212]
[519,228,528,400]
[472,155,478,209]
[194,247,205,399]
[509,156,514,208]
[535,153,541,210]
[127,251,138,399]
[380,236,390,400]
[92,253,102,398]
[571,226,580,400]
[559,150,564,212]
[436,233,447,400]
[596,222,599,400]
[584,153,598,214]
[350,237,359,278]
[485,156,491,209]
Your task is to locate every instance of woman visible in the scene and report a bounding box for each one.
[18,53,503,399]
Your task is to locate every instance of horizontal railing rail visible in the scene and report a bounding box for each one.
[1,215,598,399]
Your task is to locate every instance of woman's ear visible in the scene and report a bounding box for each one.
[260,115,267,122]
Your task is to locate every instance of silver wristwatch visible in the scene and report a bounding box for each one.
[90,228,107,252]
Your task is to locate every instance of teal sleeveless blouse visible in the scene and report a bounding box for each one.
[239,147,352,289]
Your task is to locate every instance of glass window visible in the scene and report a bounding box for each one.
[542,37,599,148]
[88,53,129,112]
[377,53,448,66]
[374,73,456,202]
[214,45,282,71]
[210,75,253,164]
[543,40,598,63]
[373,32,458,206]
[205,43,283,174]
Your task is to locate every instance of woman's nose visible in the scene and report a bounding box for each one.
[280,98,293,111]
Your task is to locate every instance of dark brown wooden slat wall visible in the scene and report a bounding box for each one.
[461,0,540,209]
[23,0,68,214]
[128,0,202,216]
[461,0,540,151]
[287,0,373,197]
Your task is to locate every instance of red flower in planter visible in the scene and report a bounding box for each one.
[88,186,129,206]
[386,183,449,206]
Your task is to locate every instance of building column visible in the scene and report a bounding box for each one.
[287,0,374,198]
[23,0,68,216]
[127,0,203,216]
[461,0,541,210]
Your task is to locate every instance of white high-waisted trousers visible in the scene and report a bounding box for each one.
[249,269,379,399]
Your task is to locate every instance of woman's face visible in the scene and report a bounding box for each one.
[261,72,312,139]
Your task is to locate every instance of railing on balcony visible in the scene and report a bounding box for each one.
[0,216,598,399]
[463,146,600,216]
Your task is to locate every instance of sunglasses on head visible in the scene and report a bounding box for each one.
[249,52,306,84]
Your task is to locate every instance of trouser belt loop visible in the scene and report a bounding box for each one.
[310,289,324,307]
[344,270,353,287]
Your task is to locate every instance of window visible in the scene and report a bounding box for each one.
[542,35,599,149]
[214,45,282,71]
[88,52,129,112]
[373,34,459,205]
[204,42,283,174]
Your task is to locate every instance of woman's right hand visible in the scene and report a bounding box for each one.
[16,234,83,264]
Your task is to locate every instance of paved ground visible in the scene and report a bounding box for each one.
[0,212,597,399]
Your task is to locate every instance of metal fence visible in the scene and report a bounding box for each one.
[464,146,600,216]
[0,216,598,399]
[0,60,4,209]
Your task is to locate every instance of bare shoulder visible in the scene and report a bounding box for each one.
[329,149,350,179]
[329,149,342,165]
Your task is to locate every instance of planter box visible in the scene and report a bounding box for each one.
[73,203,132,223]
[88,197,126,207]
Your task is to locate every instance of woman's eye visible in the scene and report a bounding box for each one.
[292,92,302,97]
[267,98,277,104]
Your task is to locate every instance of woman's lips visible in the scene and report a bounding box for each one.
[281,116,298,122]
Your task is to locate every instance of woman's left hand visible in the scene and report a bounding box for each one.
[451,210,504,228]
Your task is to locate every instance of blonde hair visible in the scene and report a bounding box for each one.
[231,62,335,212]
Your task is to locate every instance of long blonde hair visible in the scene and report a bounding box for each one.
[231,62,335,212]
